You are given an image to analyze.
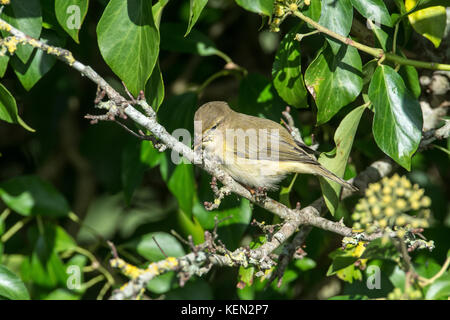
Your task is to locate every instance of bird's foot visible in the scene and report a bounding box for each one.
[251,187,267,203]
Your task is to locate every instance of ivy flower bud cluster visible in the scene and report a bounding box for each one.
[271,0,303,32]
[351,174,432,235]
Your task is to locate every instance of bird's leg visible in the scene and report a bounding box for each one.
[253,186,268,203]
[242,185,267,203]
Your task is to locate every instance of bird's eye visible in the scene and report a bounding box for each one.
[211,124,217,130]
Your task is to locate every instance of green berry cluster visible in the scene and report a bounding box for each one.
[270,0,304,32]
[387,287,423,300]
[352,174,432,235]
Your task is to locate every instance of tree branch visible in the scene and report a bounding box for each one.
[292,10,450,71]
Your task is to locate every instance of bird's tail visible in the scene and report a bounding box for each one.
[310,164,359,192]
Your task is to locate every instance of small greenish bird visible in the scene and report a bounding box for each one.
[194,101,358,192]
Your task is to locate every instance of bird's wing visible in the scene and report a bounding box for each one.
[228,115,319,165]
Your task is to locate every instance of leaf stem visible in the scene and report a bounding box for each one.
[419,256,450,287]
[1,216,32,242]
[292,10,450,71]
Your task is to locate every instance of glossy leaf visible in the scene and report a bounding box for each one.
[11,30,65,91]
[350,0,392,27]
[319,104,366,215]
[186,0,208,36]
[368,65,423,170]
[305,44,363,124]
[0,175,70,218]
[235,0,274,16]
[406,0,446,48]
[0,265,30,300]
[2,0,42,63]
[0,83,34,132]
[272,25,308,109]
[55,0,89,43]
[97,0,160,96]
[319,0,353,55]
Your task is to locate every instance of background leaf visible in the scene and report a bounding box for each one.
[0,83,34,131]
[406,0,447,48]
[235,0,274,17]
[11,30,65,91]
[160,23,230,61]
[0,175,70,218]
[1,0,42,63]
[272,25,308,109]
[186,0,208,36]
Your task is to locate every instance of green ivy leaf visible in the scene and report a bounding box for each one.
[122,140,146,205]
[0,83,34,132]
[97,0,160,97]
[406,0,446,48]
[0,55,9,77]
[186,0,208,36]
[24,225,68,288]
[405,0,450,15]
[235,0,274,17]
[152,0,170,29]
[168,162,195,217]
[425,274,450,300]
[319,0,353,55]
[55,0,89,43]
[304,0,322,21]
[368,19,391,51]
[44,288,80,300]
[368,65,422,170]
[2,0,42,63]
[305,44,363,124]
[350,0,392,27]
[399,64,421,99]
[0,175,70,218]
[145,61,164,112]
[11,29,65,91]
[272,25,308,109]
[0,265,30,300]
[319,104,366,215]
[193,198,252,250]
